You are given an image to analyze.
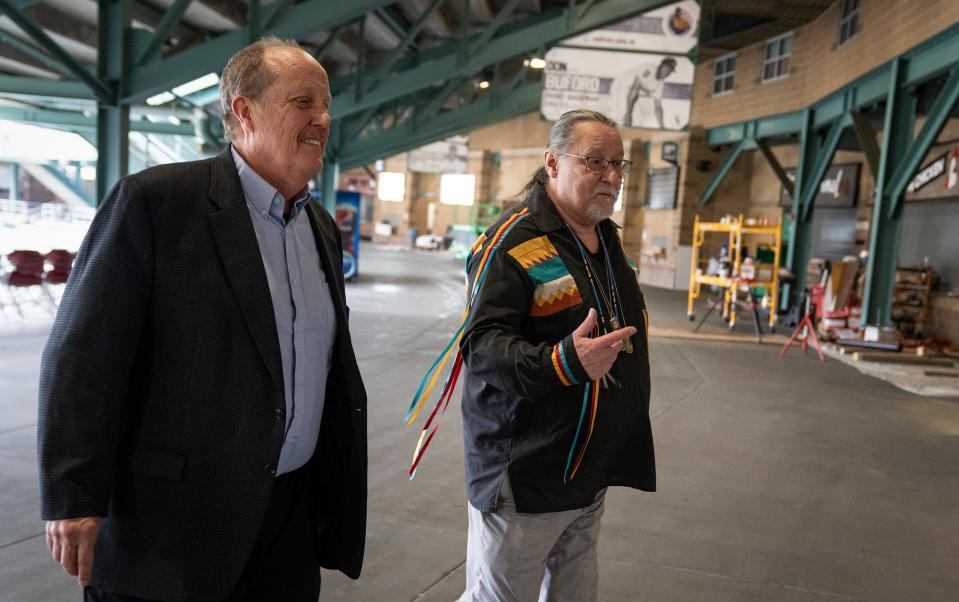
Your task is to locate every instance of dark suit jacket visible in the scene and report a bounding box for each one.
[37,148,367,602]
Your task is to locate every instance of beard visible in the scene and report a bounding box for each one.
[584,195,616,223]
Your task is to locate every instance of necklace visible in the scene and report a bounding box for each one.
[566,224,633,355]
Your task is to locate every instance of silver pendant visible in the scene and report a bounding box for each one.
[609,316,633,354]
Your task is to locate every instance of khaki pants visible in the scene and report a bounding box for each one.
[458,479,606,602]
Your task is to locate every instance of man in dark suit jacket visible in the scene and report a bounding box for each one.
[38,37,366,601]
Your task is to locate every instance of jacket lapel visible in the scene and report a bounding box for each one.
[206,149,284,392]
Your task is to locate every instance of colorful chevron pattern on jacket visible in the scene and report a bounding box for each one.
[507,235,582,316]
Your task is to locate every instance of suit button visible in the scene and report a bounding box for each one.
[264,464,276,476]
[274,407,285,420]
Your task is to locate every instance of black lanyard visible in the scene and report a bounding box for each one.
[566,225,627,333]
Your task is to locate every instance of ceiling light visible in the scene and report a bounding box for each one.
[172,73,220,97]
[478,80,490,89]
[146,91,175,106]
[529,57,546,69]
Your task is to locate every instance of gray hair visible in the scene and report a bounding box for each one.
[219,36,304,141]
[521,109,618,197]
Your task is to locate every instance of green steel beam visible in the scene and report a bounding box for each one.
[863,58,915,326]
[339,81,542,170]
[124,1,394,104]
[9,0,41,8]
[782,109,815,307]
[314,23,346,62]
[0,75,95,100]
[0,0,112,102]
[421,76,465,119]
[330,0,673,120]
[136,0,192,65]
[468,0,522,56]
[849,110,881,178]
[319,160,339,214]
[0,106,195,135]
[9,162,19,199]
[576,0,600,20]
[375,6,408,38]
[261,0,294,32]
[698,139,746,204]
[364,0,445,94]
[96,0,131,203]
[798,115,847,221]
[902,21,959,87]
[97,104,129,203]
[885,66,959,216]
[0,29,70,76]
[129,0,199,45]
[755,138,793,199]
[354,15,365,103]
[705,111,804,145]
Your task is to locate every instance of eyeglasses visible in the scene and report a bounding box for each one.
[558,152,633,176]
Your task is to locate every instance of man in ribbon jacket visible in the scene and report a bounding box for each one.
[457,109,655,601]
[38,38,366,601]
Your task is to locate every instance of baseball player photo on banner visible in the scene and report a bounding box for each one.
[541,48,694,130]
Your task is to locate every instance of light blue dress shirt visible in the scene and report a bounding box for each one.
[231,147,336,475]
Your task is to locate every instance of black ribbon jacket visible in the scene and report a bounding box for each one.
[460,182,656,514]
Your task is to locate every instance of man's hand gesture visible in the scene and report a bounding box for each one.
[571,309,636,381]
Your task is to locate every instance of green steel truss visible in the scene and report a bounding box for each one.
[699,22,959,325]
[0,0,666,208]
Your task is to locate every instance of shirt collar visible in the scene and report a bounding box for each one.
[231,145,311,221]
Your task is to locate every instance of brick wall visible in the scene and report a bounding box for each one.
[693,0,959,129]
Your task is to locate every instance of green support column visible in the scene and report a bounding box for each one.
[320,161,340,215]
[96,0,131,204]
[9,162,19,200]
[863,59,916,326]
[782,110,815,309]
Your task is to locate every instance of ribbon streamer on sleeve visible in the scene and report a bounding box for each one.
[405,208,529,478]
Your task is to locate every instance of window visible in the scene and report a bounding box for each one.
[377,172,406,202]
[839,0,860,45]
[762,32,793,83]
[440,174,476,206]
[712,52,736,95]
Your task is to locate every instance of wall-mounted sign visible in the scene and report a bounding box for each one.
[779,163,860,208]
[661,140,679,164]
[904,143,959,202]
[560,0,699,54]
[908,154,947,193]
[407,136,469,174]
[542,48,694,130]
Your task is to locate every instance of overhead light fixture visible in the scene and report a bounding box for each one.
[172,73,220,97]
[528,57,546,69]
[145,73,220,106]
[478,80,490,89]
[146,91,175,106]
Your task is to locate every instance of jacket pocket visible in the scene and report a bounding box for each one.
[130,444,187,481]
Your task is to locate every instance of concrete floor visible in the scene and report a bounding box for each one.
[1,243,958,601]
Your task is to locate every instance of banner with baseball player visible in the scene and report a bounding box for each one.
[541,0,698,130]
[541,48,694,130]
